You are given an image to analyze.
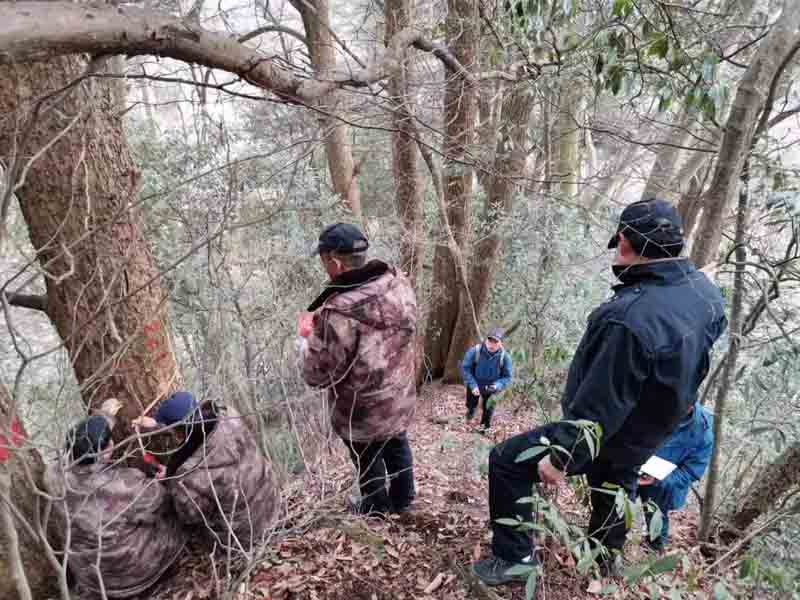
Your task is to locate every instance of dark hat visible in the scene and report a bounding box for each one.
[313,223,369,255]
[67,415,111,464]
[155,391,198,426]
[608,198,684,258]
[486,328,504,341]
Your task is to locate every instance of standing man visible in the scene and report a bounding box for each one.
[301,223,418,515]
[471,199,727,587]
[461,328,513,430]
[638,402,714,551]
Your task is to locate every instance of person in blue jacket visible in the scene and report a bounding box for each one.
[461,328,513,430]
[638,402,714,550]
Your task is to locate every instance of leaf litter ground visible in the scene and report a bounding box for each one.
[138,383,730,600]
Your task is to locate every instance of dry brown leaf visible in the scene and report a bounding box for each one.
[423,573,445,594]
[586,579,604,595]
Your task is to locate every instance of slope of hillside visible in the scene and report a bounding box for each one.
[135,382,734,600]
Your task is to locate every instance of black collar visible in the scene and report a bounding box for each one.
[307,260,390,311]
[613,258,695,290]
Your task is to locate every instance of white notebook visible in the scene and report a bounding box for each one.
[640,455,677,481]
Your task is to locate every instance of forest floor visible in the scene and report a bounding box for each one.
[143,383,741,600]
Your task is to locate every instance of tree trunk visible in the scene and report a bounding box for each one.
[699,161,749,542]
[422,0,477,379]
[0,55,180,422]
[444,82,535,381]
[729,442,800,534]
[386,0,424,287]
[640,107,695,202]
[0,383,63,600]
[691,10,800,268]
[290,0,362,222]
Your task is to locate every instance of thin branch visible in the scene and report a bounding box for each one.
[5,293,48,313]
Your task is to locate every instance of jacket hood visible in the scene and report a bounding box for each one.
[309,260,415,331]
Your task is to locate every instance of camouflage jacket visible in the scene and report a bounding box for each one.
[303,260,417,442]
[44,460,186,598]
[166,405,276,554]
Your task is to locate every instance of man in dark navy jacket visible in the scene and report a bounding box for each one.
[471,199,727,587]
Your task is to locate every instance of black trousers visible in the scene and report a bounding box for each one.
[344,432,415,513]
[489,424,639,563]
[466,388,496,428]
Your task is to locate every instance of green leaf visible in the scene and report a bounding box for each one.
[495,517,521,526]
[525,568,539,599]
[648,34,669,59]
[612,0,633,18]
[648,507,664,541]
[713,582,734,600]
[583,427,597,460]
[516,496,537,504]
[739,556,757,579]
[623,495,634,529]
[515,445,549,463]
[647,553,680,577]
[506,564,535,576]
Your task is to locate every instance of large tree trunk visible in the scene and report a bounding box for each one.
[729,442,800,534]
[386,0,424,287]
[422,0,477,379]
[0,384,63,600]
[691,10,800,268]
[0,55,180,422]
[290,0,362,221]
[444,81,535,381]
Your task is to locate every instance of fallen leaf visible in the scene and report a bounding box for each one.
[424,573,445,594]
[586,579,604,595]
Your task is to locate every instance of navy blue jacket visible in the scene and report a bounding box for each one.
[550,259,726,472]
[646,402,714,511]
[461,344,513,391]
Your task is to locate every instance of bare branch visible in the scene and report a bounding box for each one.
[0,3,473,102]
[5,293,48,313]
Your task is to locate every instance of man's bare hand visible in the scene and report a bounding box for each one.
[471,387,480,396]
[638,475,656,486]
[538,455,565,486]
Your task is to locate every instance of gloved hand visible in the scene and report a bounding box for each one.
[471,387,480,396]
[486,383,497,393]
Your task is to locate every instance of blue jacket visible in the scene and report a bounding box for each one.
[648,403,714,511]
[550,258,726,472]
[461,344,513,391]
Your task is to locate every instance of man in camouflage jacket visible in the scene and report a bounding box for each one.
[44,415,186,598]
[301,223,417,515]
[148,391,277,555]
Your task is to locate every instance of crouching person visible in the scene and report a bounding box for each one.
[45,414,186,598]
[638,402,714,551]
[148,391,277,554]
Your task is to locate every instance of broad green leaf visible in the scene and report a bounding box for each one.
[648,34,669,59]
[525,568,539,599]
[648,507,664,541]
[647,553,680,577]
[713,582,734,599]
[739,556,757,579]
[516,496,537,504]
[516,445,549,463]
[495,517,521,526]
[505,564,535,576]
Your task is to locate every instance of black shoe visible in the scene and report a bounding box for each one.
[597,554,623,578]
[471,555,536,586]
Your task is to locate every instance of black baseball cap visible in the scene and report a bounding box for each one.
[313,223,369,255]
[608,198,684,258]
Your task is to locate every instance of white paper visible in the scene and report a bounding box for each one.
[639,455,677,481]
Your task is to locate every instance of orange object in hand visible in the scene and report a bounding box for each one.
[297,311,314,338]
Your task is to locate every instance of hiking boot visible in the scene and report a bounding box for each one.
[471,555,536,586]
[597,554,623,578]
